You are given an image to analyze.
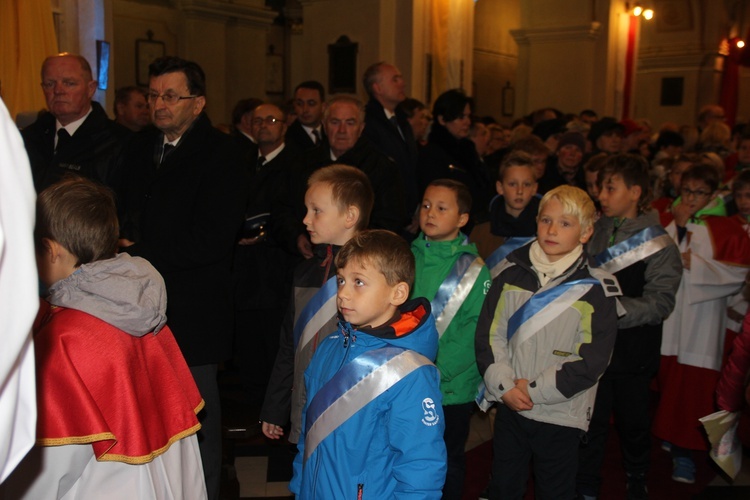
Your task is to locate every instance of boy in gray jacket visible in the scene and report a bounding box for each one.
[475,185,620,499]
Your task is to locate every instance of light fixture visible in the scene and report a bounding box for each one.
[643,8,654,20]
[738,40,746,49]
[633,5,643,16]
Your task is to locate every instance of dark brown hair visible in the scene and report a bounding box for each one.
[426,178,472,215]
[335,230,414,288]
[35,177,119,266]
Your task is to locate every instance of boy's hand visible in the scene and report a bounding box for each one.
[672,201,692,227]
[501,387,533,412]
[515,378,531,399]
[262,421,284,440]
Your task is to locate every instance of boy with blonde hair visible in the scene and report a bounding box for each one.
[260,164,374,443]
[476,185,620,499]
[291,230,447,498]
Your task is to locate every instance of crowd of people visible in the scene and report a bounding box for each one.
[1,50,750,500]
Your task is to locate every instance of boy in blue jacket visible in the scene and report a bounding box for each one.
[291,230,447,499]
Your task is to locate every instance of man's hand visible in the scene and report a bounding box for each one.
[262,421,284,440]
[118,238,135,248]
[297,234,313,259]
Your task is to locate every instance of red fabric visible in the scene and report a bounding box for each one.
[393,304,427,337]
[703,215,750,266]
[720,38,743,128]
[33,302,203,463]
[621,15,638,119]
[651,197,674,227]
[653,356,720,450]
[716,311,750,412]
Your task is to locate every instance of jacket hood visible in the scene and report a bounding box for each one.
[47,253,167,336]
[338,297,438,361]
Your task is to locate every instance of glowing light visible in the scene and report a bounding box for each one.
[633,6,643,16]
[643,9,654,20]
[738,40,746,49]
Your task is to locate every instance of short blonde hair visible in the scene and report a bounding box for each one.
[538,185,595,232]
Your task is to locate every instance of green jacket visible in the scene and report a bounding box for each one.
[410,233,491,405]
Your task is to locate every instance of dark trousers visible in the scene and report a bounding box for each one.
[234,307,284,407]
[577,371,652,496]
[491,405,581,500]
[442,402,474,500]
[191,364,221,500]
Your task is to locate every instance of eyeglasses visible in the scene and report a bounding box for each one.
[252,116,282,126]
[681,187,711,198]
[147,92,198,105]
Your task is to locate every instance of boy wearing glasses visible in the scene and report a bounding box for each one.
[654,164,750,484]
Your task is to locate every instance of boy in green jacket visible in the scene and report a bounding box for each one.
[410,178,491,500]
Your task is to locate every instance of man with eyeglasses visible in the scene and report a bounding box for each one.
[22,53,131,192]
[118,56,247,500]
[233,103,297,419]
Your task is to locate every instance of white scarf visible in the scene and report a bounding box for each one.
[528,240,583,286]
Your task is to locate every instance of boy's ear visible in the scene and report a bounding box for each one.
[437,115,447,127]
[390,281,410,307]
[495,180,504,196]
[457,212,469,229]
[579,224,594,244]
[629,184,642,203]
[43,238,61,262]
[344,205,360,229]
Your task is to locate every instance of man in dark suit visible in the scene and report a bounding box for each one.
[273,95,406,258]
[118,56,247,500]
[233,103,297,416]
[22,53,131,193]
[362,62,419,231]
[285,80,326,152]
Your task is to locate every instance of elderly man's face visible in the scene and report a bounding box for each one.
[148,71,205,141]
[324,102,364,158]
[252,104,287,150]
[374,64,406,110]
[41,56,97,126]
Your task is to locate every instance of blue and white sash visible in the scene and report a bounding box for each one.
[592,225,672,274]
[293,276,338,352]
[486,237,534,279]
[304,347,432,461]
[431,252,485,338]
[507,278,599,345]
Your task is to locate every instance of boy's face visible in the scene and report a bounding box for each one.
[496,166,537,218]
[536,198,593,262]
[556,144,583,173]
[598,174,641,219]
[303,182,354,246]
[531,153,547,179]
[419,185,468,241]
[733,186,750,216]
[738,140,750,165]
[336,258,405,328]
[584,170,600,201]
[679,178,715,216]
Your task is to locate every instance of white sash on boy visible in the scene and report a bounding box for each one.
[293,276,338,352]
[486,236,534,279]
[507,278,599,347]
[304,347,433,461]
[591,225,672,274]
[431,251,485,338]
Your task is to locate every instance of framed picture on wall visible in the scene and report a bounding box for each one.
[136,35,165,86]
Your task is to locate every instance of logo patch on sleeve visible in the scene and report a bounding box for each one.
[553,350,572,357]
[421,397,440,426]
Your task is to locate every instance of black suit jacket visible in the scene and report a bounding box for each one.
[118,113,248,365]
[22,101,132,192]
[363,99,419,216]
[285,120,325,153]
[272,136,406,255]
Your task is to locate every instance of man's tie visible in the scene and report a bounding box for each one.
[312,129,321,146]
[389,115,404,140]
[256,156,266,173]
[160,143,175,166]
[55,129,71,154]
